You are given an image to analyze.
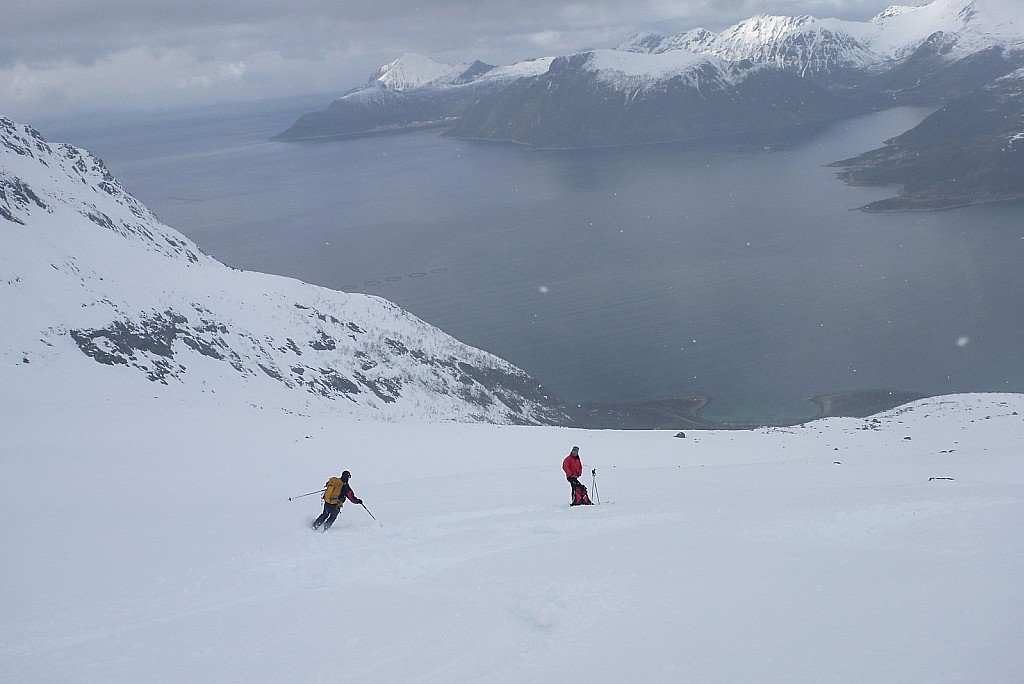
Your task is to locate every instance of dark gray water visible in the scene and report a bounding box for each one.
[40,98,1024,422]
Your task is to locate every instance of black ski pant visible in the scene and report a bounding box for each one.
[568,477,590,505]
[312,502,341,530]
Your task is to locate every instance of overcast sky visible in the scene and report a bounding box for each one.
[2,1,900,124]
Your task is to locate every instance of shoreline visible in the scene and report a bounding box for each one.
[854,193,1024,213]
[567,389,931,430]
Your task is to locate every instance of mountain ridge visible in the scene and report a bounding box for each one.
[274,0,1023,208]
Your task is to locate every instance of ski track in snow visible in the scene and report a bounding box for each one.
[3,386,1023,683]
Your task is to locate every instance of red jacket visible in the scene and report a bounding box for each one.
[562,453,583,480]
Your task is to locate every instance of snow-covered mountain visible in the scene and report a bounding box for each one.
[0,117,569,425]
[275,53,554,140]
[621,0,1023,78]
[279,0,1024,151]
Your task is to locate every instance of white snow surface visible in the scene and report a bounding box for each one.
[2,372,1023,682]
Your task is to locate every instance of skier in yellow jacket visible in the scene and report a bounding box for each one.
[311,470,362,532]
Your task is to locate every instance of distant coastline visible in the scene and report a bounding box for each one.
[272,120,455,143]
[568,390,930,430]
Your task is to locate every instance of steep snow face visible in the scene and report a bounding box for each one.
[0,118,567,425]
[373,53,472,90]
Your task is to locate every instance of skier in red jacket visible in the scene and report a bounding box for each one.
[562,446,593,505]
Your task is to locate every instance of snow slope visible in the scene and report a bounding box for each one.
[2,383,1022,683]
[0,117,566,424]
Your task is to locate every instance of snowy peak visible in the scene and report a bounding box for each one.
[613,0,1024,78]
[372,53,478,90]
[710,14,878,75]
[872,5,928,23]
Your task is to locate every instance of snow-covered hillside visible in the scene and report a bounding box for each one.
[0,117,567,424]
[3,383,1022,682]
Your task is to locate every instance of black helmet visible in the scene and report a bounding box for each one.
[341,470,351,481]
[571,446,579,452]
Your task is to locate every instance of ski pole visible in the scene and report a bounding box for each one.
[592,468,601,505]
[361,503,382,527]
[288,488,325,501]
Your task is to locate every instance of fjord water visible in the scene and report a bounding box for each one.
[42,99,1024,422]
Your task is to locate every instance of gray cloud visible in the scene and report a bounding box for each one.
[1,1,896,122]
